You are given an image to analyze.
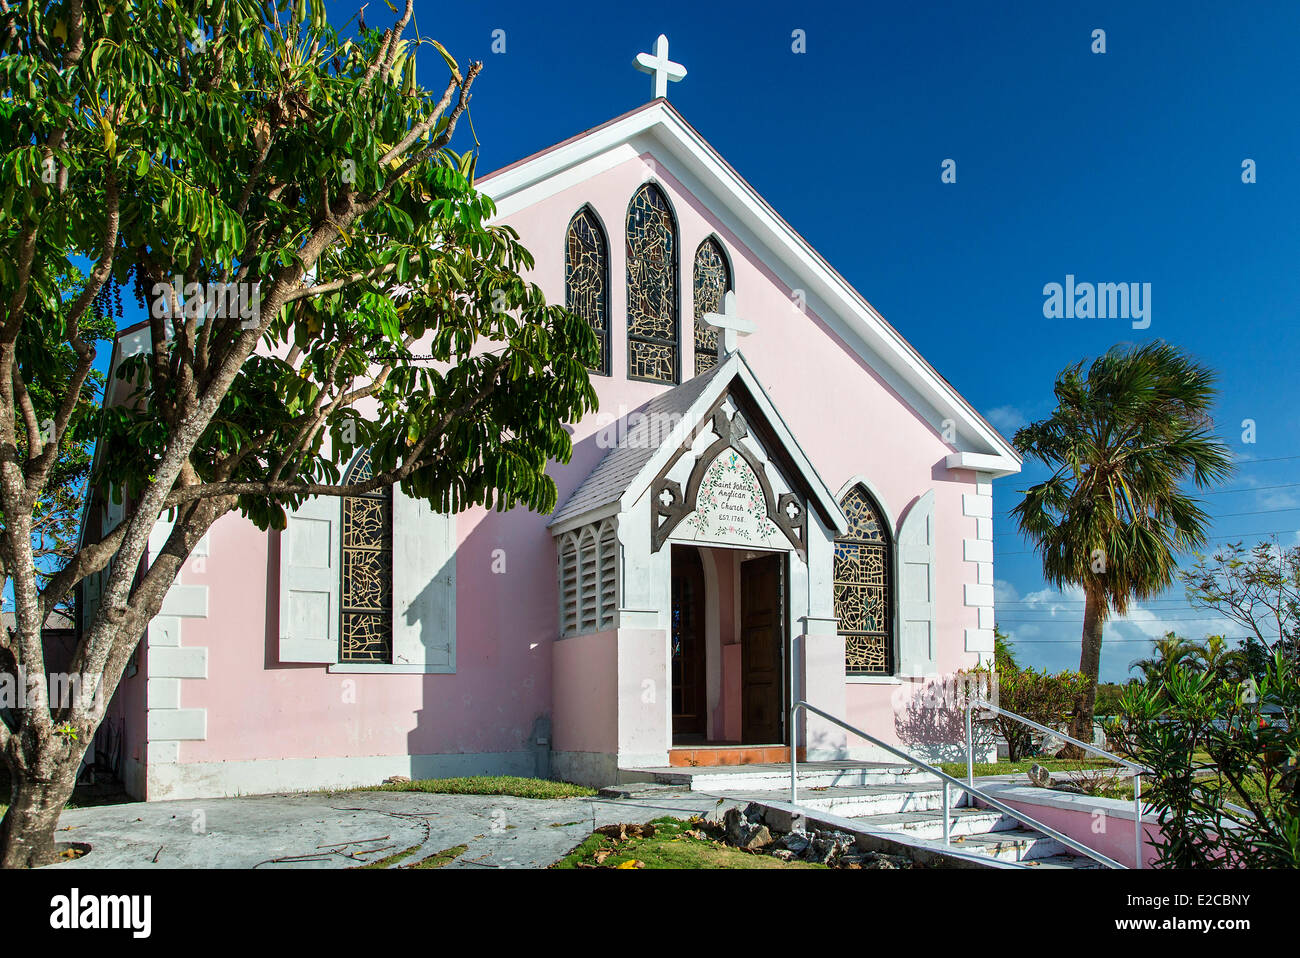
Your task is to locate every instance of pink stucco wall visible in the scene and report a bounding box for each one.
[143,137,984,774]
[986,789,1164,869]
[552,629,618,754]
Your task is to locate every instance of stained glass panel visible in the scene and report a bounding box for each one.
[693,238,730,375]
[835,486,892,675]
[340,450,393,663]
[626,183,678,383]
[565,208,609,375]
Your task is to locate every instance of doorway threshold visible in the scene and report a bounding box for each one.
[668,745,802,767]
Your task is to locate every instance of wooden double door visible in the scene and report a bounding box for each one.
[671,547,786,745]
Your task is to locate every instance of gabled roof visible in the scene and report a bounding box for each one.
[480,100,1021,477]
[549,351,848,535]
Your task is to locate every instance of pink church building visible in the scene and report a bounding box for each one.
[84,87,1020,801]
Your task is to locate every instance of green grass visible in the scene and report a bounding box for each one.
[1102,772,1280,808]
[551,817,825,870]
[938,757,1117,779]
[357,843,424,869]
[407,844,467,869]
[356,841,469,869]
[363,775,598,800]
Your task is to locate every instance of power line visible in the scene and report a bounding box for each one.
[995,527,1299,556]
[998,482,1300,514]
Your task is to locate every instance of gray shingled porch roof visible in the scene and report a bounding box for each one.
[549,364,725,527]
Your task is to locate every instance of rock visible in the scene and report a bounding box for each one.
[777,832,811,855]
[1027,764,1052,788]
[804,836,840,864]
[770,849,796,862]
[743,802,766,824]
[1053,782,1086,794]
[383,775,411,785]
[742,825,773,851]
[723,807,749,845]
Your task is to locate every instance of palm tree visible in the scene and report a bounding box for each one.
[1193,634,1248,682]
[1012,342,1232,754]
[1129,632,1202,686]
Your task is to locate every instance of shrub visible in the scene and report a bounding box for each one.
[961,665,1091,762]
[1105,650,1300,869]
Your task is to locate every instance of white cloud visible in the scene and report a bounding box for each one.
[984,404,1027,436]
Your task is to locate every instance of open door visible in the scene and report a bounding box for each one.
[740,553,785,744]
[671,547,707,739]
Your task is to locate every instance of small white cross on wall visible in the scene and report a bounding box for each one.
[634,34,687,100]
[703,290,754,358]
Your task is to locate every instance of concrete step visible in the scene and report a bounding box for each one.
[622,761,941,793]
[792,784,956,817]
[752,790,1111,870]
[1022,853,1109,870]
[943,827,1070,863]
[856,806,1019,841]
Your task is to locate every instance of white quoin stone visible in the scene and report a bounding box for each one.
[634,34,687,100]
[703,290,755,357]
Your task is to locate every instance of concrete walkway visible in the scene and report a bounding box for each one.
[44,785,736,869]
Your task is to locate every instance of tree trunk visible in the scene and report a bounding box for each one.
[1064,592,1106,759]
[0,760,80,868]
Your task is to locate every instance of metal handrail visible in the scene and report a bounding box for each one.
[790,700,1125,869]
[965,698,1152,869]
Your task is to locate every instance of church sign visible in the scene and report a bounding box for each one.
[681,447,780,545]
[650,406,809,556]
[678,448,787,550]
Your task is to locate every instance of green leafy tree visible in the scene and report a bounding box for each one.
[1011,343,1232,756]
[1107,651,1300,869]
[1,269,114,619]
[0,1,598,867]
[992,624,1018,673]
[1182,540,1300,666]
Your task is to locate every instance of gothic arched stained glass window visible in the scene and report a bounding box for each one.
[340,449,393,663]
[565,207,610,376]
[626,183,679,384]
[835,485,894,675]
[693,238,731,376]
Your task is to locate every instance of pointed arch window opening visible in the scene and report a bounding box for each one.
[626,183,679,384]
[835,485,894,676]
[693,237,732,376]
[565,206,610,377]
[340,449,394,663]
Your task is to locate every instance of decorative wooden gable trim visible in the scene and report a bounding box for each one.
[650,392,809,559]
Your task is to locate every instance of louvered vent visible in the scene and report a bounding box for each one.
[598,520,618,630]
[558,534,579,635]
[578,528,599,632]
[556,519,620,636]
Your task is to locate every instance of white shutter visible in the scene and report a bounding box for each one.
[897,489,936,676]
[391,488,456,670]
[278,495,341,664]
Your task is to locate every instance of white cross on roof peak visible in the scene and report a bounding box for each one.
[634,34,687,100]
[703,290,754,358]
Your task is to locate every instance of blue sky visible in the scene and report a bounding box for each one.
[71,2,1295,679]
[356,0,1299,680]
